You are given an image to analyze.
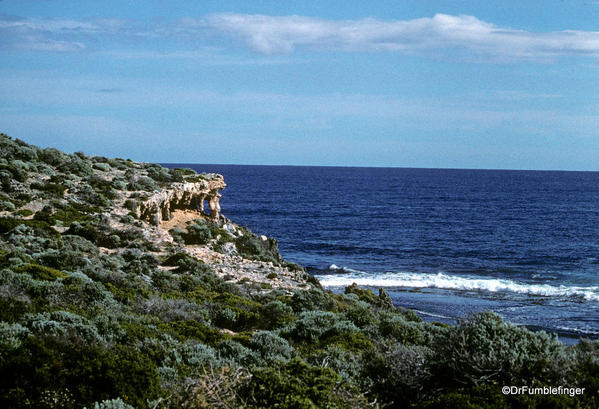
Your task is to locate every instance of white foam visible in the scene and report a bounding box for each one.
[315,270,599,302]
[328,264,362,274]
[555,325,599,336]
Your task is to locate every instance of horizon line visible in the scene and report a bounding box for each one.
[158,162,599,173]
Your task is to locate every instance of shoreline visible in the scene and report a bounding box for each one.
[1,133,597,408]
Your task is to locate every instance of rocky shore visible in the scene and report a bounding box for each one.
[0,133,597,409]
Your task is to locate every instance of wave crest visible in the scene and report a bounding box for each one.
[316,269,599,301]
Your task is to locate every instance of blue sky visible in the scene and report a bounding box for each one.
[1,1,598,169]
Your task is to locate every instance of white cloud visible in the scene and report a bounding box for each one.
[2,12,599,60]
[201,13,599,60]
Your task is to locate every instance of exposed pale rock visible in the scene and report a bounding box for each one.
[136,175,226,225]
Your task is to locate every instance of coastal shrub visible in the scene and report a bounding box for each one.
[62,234,98,255]
[204,295,261,331]
[158,366,250,409]
[249,330,293,363]
[59,156,94,177]
[15,264,67,281]
[65,220,128,249]
[6,224,58,254]
[23,310,105,345]
[308,345,363,386]
[0,162,28,182]
[569,339,599,407]
[182,222,212,245]
[282,311,347,342]
[0,216,59,238]
[39,147,69,167]
[0,336,160,409]
[213,307,237,328]
[429,311,568,389]
[0,135,38,161]
[0,322,30,350]
[289,288,338,313]
[217,339,260,366]
[52,206,94,225]
[61,272,119,311]
[121,248,158,275]
[111,179,127,191]
[242,358,349,409]
[235,233,280,264]
[260,300,295,329]
[38,147,93,177]
[192,218,231,240]
[138,296,210,324]
[173,167,197,176]
[14,208,33,217]
[162,253,212,275]
[168,227,185,243]
[86,398,134,409]
[38,248,89,272]
[92,162,111,172]
[378,314,441,346]
[151,269,179,293]
[0,201,15,211]
[87,175,118,200]
[363,343,433,405]
[184,176,207,183]
[128,176,158,192]
[167,320,228,346]
[178,341,220,372]
[342,299,378,329]
[146,165,172,183]
[166,169,184,183]
[30,182,67,197]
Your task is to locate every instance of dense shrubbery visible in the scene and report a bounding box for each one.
[0,133,596,408]
[235,231,281,264]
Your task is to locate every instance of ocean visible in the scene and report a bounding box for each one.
[162,164,599,342]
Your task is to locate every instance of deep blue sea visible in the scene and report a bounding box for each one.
[163,165,599,341]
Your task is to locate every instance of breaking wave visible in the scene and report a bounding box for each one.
[317,267,599,302]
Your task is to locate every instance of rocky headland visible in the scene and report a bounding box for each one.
[0,133,596,409]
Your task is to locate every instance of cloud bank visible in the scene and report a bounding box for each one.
[201,13,599,59]
[2,12,599,60]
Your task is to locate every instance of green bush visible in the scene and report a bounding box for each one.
[14,264,67,281]
[289,289,338,313]
[429,312,568,389]
[0,337,160,409]
[92,163,111,172]
[243,358,354,409]
[127,176,158,192]
[145,165,172,183]
[0,216,59,237]
[260,300,295,329]
[30,182,67,197]
[14,208,33,217]
[181,222,212,245]
[362,343,433,405]
[162,253,212,275]
[569,339,599,407]
[0,201,15,211]
[378,314,440,346]
[249,330,293,363]
[282,311,357,343]
[235,233,280,264]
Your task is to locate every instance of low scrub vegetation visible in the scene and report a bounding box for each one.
[0,133,596,408]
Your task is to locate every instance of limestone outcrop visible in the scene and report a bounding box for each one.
[136,174,226,225]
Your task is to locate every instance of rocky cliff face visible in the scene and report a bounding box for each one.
[134,175,226,225]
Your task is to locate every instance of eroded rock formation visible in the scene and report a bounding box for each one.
[136,174,226,225]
